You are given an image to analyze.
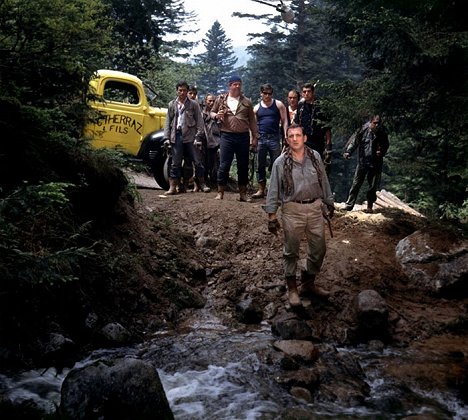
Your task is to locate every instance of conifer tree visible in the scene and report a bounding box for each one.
[195,21,238,95]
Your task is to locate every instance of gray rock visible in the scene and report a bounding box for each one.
[100,322,131,345]
[273,340,319,363]
[290,386,313,402]
[44,333,75,357]
[60,357,174,420]
[354,290,389,342]
[395,228,468,296]
[275,367,320,390]
[271,315,313,340]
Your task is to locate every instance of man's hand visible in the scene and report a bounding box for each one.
[268,218,280,235]
[327,204,335,219]
[323,150,332,165]
[343,152,351,160]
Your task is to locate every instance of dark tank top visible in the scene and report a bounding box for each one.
[257,100,280,135]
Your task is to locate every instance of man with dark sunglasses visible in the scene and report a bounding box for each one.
[252,83,288,199]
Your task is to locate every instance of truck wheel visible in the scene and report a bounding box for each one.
[152,153,171,191]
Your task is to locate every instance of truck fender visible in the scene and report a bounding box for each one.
[138,130,170,190]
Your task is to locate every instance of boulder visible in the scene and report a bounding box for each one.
[60,357,173,420]
[273,340,319,363]
[275,367,320,391]
[354,290,389,342]
[395,228,468,296]
[271,314,314,340]
[99,322,131,345]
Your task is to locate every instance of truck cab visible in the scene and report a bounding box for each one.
[85,69,170,189]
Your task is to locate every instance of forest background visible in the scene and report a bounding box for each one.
[0,0,466,294]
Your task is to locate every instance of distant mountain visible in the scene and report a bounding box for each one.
[233,46,250,67]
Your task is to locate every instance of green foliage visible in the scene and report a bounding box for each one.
[439,200,468,224]
[107,0,197,74]
[322,0,468,219]
[0,0,114,105]
[0,183,98,286]
[144,58,203,107]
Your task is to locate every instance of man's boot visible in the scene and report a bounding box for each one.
[165,178,178,195]
[215,185,225,200]
[286,276,302,307]
[251,181,266,199]
[238,185,251,202]
[300,271,330,299]
[198,177,211,193]
[177,179,189,193]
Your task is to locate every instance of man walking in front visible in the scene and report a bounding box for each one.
[264,124,335,308]
[211,75,259,201]
[252,83,288,199]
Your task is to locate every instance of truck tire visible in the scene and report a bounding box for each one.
[152,153,171,191]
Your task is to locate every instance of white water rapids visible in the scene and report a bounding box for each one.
[1,313,467,419]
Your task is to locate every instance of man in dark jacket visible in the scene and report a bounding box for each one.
[163,80,208,195]
[293,83,332,172]
[343,115,389,213]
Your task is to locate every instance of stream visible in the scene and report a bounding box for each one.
[1,310,467,419]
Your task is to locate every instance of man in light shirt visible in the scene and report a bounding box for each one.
[211,75,259,201]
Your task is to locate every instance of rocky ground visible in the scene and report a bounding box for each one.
[1,172,467,417]
[135,177,468,404]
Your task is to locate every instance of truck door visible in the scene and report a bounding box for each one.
[91,79,145,156]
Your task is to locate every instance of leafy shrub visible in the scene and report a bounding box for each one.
[0,182,99,286]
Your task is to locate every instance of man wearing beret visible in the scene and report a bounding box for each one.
[211,75,259,201]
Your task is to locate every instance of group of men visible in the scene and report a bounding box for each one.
[162,75,389,308]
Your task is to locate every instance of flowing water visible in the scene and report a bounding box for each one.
[1,311,467,419]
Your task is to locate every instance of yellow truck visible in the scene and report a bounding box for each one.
[85,69,171,189]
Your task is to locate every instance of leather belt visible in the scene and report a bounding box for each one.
[293,198,317,204]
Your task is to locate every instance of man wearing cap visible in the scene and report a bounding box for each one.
[211,75,259,201]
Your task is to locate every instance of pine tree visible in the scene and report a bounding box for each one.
[195,21,238,95]
[109,0,196,74]
[241,0,362,99]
